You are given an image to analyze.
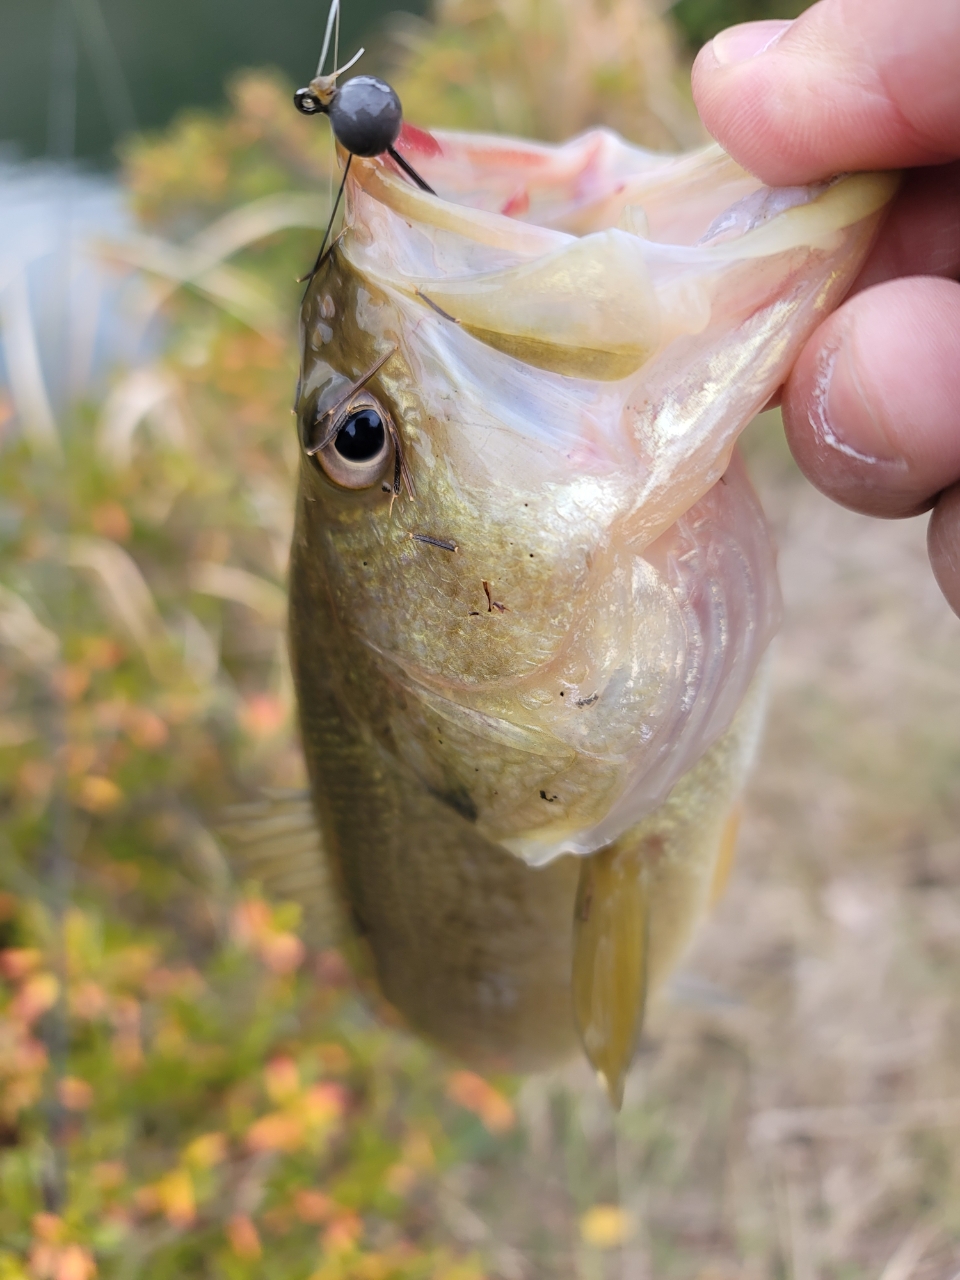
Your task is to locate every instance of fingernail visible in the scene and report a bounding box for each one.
[810,319,897,466]
[710,19,793,66]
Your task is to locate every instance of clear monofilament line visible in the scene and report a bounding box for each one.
[303,153,353,287]
[316,0,340,77]
[315,0,364,83]
[329,46,364,79]
[333,0,340,83]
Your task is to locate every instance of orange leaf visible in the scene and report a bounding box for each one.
[76,776,123,815]
[385,1163,417,1196]
[68,981,108,1020]
[227,1215,262,1260]
[580,1205,635,1249]
[90,502,132,542]
[293,1189,334,1224]
[57,1077,94,1111]
[143,965,204,1000]
[156,1168,196,1227]
[93,1162,127,1191]
[31,1214,65,1244]
[264,1056,299,1104]
[239,694,286,739]
[258,932,305,976]
[126,707,169,750]
[133,1186,161,1215]
[231,898,272,947]
[322,1213,363,1254]
[29,1241,59,1278]
[82,638,125,671]
[183,1132,228,1169]
[51,666,91,703]
[12,973,60,1024]
[16,759,54,801]
[0,948,42,981]
[446,1071,515,1134]
[302,1082,346,1126]
[316,1041,351,1073]
[55,1244,97,1280]
[246,1111,303,1153]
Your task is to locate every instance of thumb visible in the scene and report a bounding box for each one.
[691,0,960,185]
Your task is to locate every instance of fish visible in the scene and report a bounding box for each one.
[285,121,896,1105]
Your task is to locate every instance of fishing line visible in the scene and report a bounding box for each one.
[317,0,340,77]
[297,0,435,285]
[323,0,339,224]
[333,0,341,94]
[38,0,83,1216]
[69,0,138,140]
[48,0,78,162]
[300,153,352,284]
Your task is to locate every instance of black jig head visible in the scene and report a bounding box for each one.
[294,55,435,284]
[292,0,437,283]
[295,73,435,191]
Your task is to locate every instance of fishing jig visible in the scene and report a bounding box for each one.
[294,1,434,282]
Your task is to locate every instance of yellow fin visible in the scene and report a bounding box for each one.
[572,842,649,1109]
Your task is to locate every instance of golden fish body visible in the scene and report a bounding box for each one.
[289,126,895,1098]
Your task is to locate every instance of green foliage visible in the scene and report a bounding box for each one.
[0,887,499,1278]
[0,69,513,1280]
[389,0,703,147]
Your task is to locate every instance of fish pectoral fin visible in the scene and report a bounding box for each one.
[218,789,343,947]
[572,843,649,1110]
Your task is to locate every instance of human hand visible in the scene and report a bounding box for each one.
[692,0,960,616]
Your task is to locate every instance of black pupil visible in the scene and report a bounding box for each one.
[334,409,385,462]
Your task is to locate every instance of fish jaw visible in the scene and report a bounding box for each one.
[294,129,895,865]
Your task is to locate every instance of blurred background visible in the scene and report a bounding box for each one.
[2,1,960,1279]
[0,0,809,163]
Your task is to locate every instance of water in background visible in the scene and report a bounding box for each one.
[0,159,157,448]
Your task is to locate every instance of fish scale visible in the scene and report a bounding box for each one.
[286,118,896,1102]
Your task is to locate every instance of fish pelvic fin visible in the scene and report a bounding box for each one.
[572,841,650,1111]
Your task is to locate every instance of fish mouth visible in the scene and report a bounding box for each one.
[343,130,897,382]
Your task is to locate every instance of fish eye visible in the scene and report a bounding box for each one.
[335,408,385,461]
[308,393,395,490]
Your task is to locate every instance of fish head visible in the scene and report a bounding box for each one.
[295,126,896,863]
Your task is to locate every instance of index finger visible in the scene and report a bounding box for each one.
[691,0,960,186]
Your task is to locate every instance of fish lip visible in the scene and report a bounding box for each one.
[349,133,898,257]
[335,138,897,384]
